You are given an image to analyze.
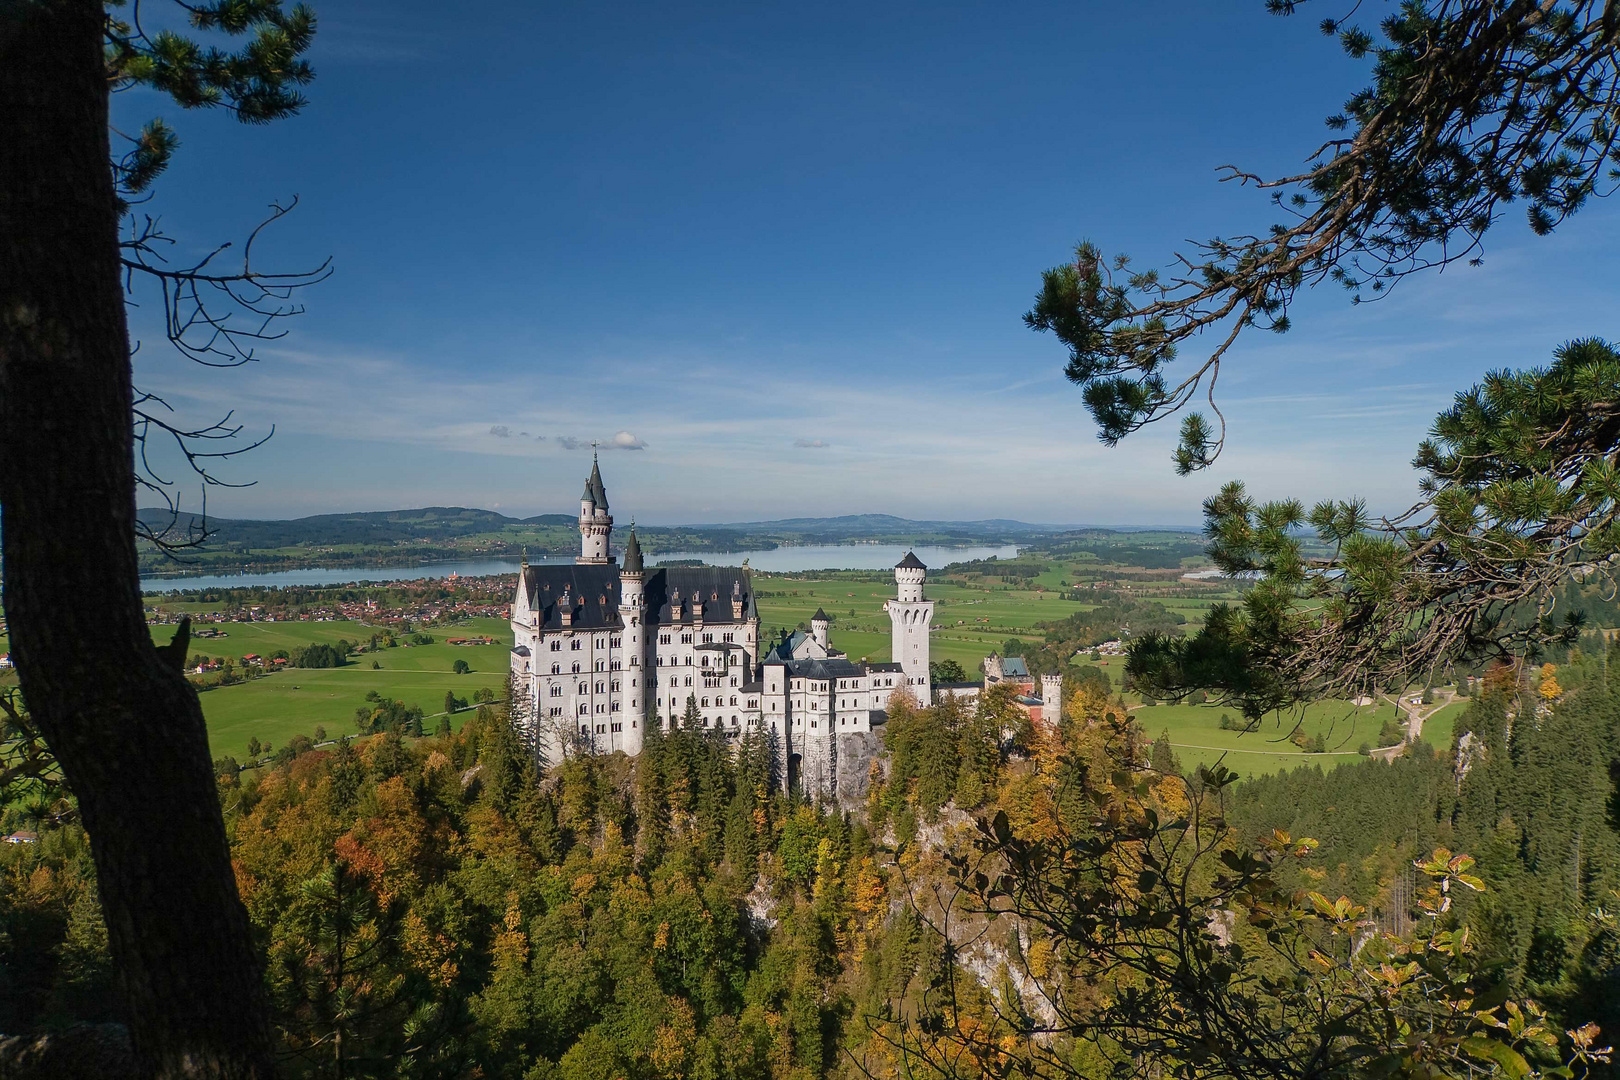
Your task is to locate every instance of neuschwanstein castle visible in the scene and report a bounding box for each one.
[510,458,935,793]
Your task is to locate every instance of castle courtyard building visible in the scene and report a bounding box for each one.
[511,459,930,795]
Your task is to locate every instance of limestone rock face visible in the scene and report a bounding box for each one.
[835,731,886,803]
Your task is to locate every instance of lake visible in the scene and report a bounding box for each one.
[138,543,1022,593]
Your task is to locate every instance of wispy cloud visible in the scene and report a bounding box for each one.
[489,425,512,438]
[794,438,830,448]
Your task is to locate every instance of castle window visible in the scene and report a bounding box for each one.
[723,633,733,643]
[596,724,605,733]
[596,703,605,713]
[610,637,621,648]
[595,682,605,693]
[550,685,561,697]
[572,663,581,674]
[550,641,561,652]
[701,698,709,707]
[578,704,588,715]
[550,707,563,717]
[610,660,620,670]
[596,660,605,672]
[702,633,713,644]
[680,633,693,644]
[570,639,581,651]
[611,702,620,712]
[684,676,692,687]
[580,724,588,733]
[611,722,621,732]
[660,634,671,645]
[551,663,560,675]
[611,681,620,692]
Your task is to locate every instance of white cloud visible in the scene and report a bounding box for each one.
[612,430,648,450]
[489,424,512,438]
[557,436,585,450]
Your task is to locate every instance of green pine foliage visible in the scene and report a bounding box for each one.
[1232,675,1620,1042]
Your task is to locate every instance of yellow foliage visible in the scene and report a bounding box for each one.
[650,997,696,1078]
[1025,937,1054,979]
[1539,662,1561,700]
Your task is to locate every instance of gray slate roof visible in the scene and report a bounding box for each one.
[896,551,926,570]
[769,657,869,681]
[519,564,755,631]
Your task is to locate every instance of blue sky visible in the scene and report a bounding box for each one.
[121,0,1620,526]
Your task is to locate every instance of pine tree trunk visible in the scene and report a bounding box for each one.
[0,3,275,1077]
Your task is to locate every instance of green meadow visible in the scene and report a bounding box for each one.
[148,617,510,760]
[1128,697,1453,779]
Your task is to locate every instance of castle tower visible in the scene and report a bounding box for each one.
[618,527,647,754]
[810,608,830,652]
[887,552,934,702]
[577,452,613,565]
[1041,673,1063,723]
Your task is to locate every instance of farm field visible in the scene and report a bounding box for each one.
[1133,698,1408,778]
[149,617,510,760]
[752,569,1234,672]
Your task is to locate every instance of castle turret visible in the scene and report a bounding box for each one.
[577,452,613,565]
[1041,673,1063,723]
[886,552,935,703]
[618,526,646,753]
[810,608,830,652]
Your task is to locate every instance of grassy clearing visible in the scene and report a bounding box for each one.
[1420,700,1468,751]
[151,617,510,760]
[1136,698,1405,780]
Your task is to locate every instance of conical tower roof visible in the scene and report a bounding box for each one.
[588,454,608,511]
[811,607,829,622]
[622,527,644,574]
[896,551,926,570]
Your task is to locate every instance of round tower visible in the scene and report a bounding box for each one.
[1041,673,1064,722]
[810,607,830,652]
[887,552,935,703]
[895,553,926,602]
[618,526,646,753]
[577,452,613,565]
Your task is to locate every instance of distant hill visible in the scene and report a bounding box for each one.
[138,507,577,549]
[705,514,1052,536]
[135,505,1202,576]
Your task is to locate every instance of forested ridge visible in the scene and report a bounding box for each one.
[0,687,1033,1078]
[7,663,1620,1077]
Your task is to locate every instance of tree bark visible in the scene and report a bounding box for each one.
[0,3,275,1077]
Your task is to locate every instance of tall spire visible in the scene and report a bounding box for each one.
[588,449,608,511]
[622,524,643,574]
